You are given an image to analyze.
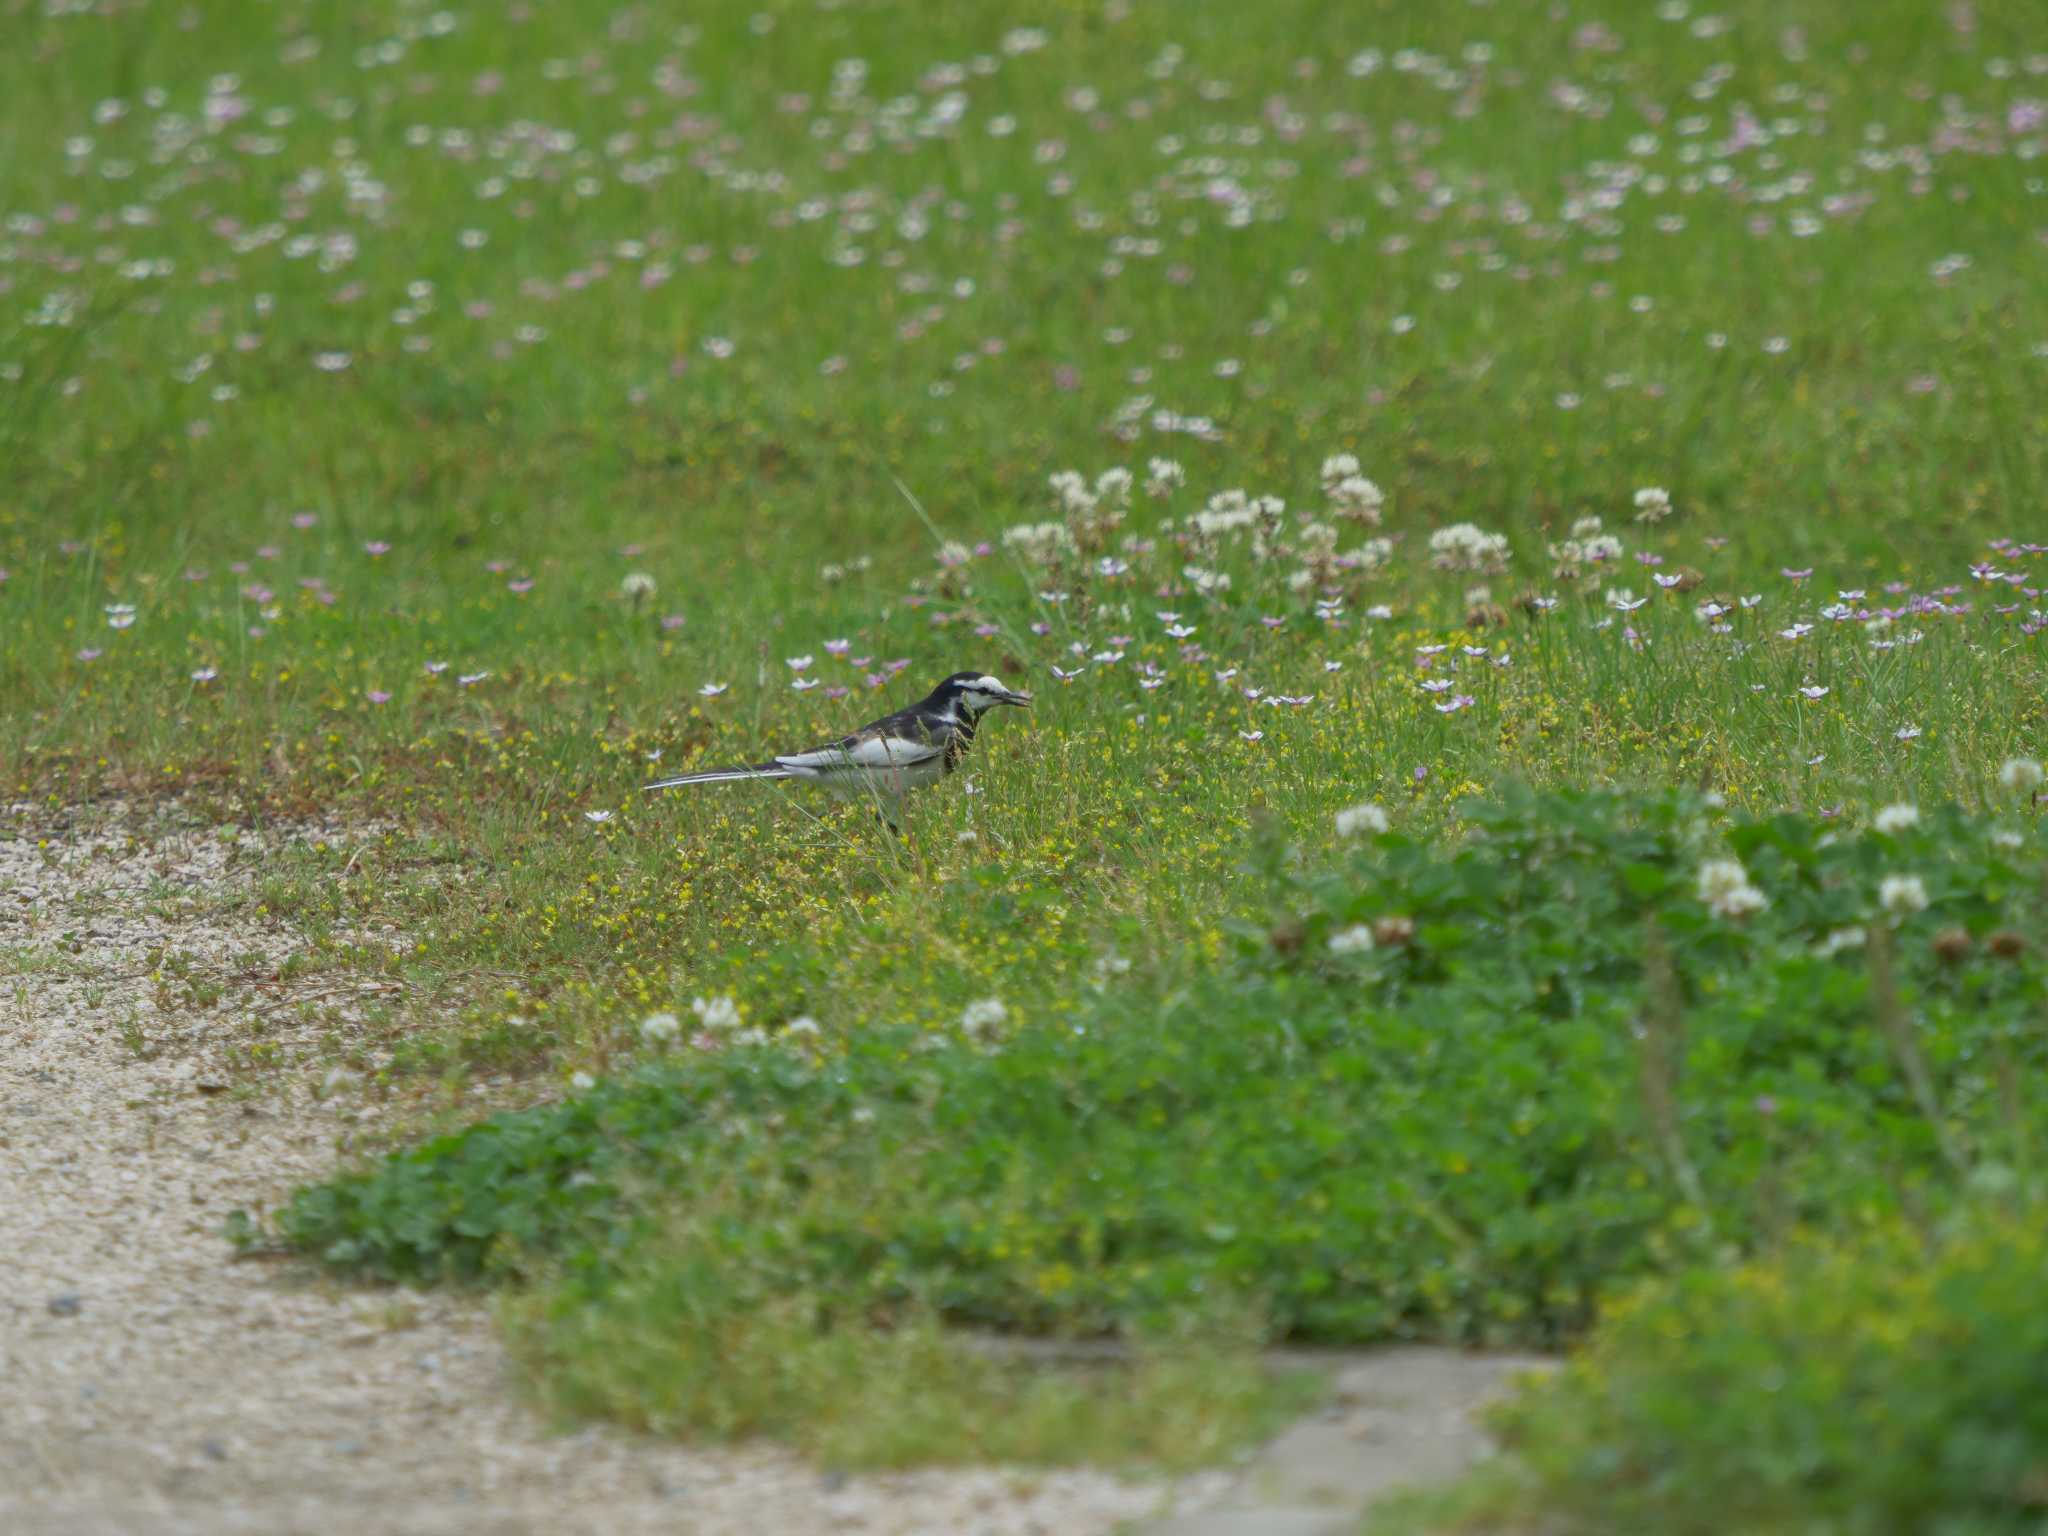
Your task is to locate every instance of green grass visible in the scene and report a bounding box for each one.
[503,1182,1321,1471]
[6,0,2047,1490]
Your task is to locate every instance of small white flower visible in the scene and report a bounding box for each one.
[620,571,657,600]
[1815,926,1867,958]
[785,654,814,671]
[1697,858,1768,918]
[1879,873,1929,916]
[959,996,1008,1036]
[783,1015,822,1039]
[1632,486,1673,523]
[691,994,741,1031]
[1999,757,2044,793]
[1873,803,1920,835]
[1144,456,1185,497]
[105,603,137,630]
[698,681,729,697]
[584,810,614,824]
[1990,827,2024,851]
[1334,803,1390,838]
[639,1011,682,1044]
[190,667,218,683]
[570,1070,597,1091]
[1427,522,1511,573]
[1327,923,1375,955]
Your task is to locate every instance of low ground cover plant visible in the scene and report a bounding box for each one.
[254,786,2046,1457]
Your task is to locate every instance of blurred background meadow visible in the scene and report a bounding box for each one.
[5,0,2048,1523]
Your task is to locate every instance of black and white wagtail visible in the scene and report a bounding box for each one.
[643,670,1032,817]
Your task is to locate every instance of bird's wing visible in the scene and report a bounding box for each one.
[774,727,945,773]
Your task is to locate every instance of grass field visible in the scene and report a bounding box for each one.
[6,0,2048,1516]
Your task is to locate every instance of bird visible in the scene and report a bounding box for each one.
[643,670,1032,823]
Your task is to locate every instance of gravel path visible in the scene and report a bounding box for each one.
[0,809,1218,1535]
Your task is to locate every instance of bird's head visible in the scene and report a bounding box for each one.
[934,670,1033,717]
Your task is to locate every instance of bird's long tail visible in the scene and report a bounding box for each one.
[642,762,792,791]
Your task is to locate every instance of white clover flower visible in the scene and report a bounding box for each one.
[1873,803,1920,835]
[1696,858,1767,918]
[1335,803,1390,838]
[1048,469,1097,516]
[1632,486,1673,523]
[1584,534,1625,562]
[1879,874,1929,916]
[1192,489,1259,537]
[620,571,657,600]
[1328,474,1386,524]
[1319,453,1361,486]
[1296,519,1340,555]
[691,994,741,1031]
[1328,923,1376,955]
[1144,456,1185,497]
[1712,884,1767,918]
[1093,467,1133,507]
[1428,522,1511,573]
[1548,515,1627,576]
[1002,520,1077,564]
[1353,537,1394,572]
[1998,757,2044,793]
[639,1011,681,1044]
[959,996,1008,1036]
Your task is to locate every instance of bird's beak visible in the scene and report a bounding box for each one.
[1003,687,1033,708]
